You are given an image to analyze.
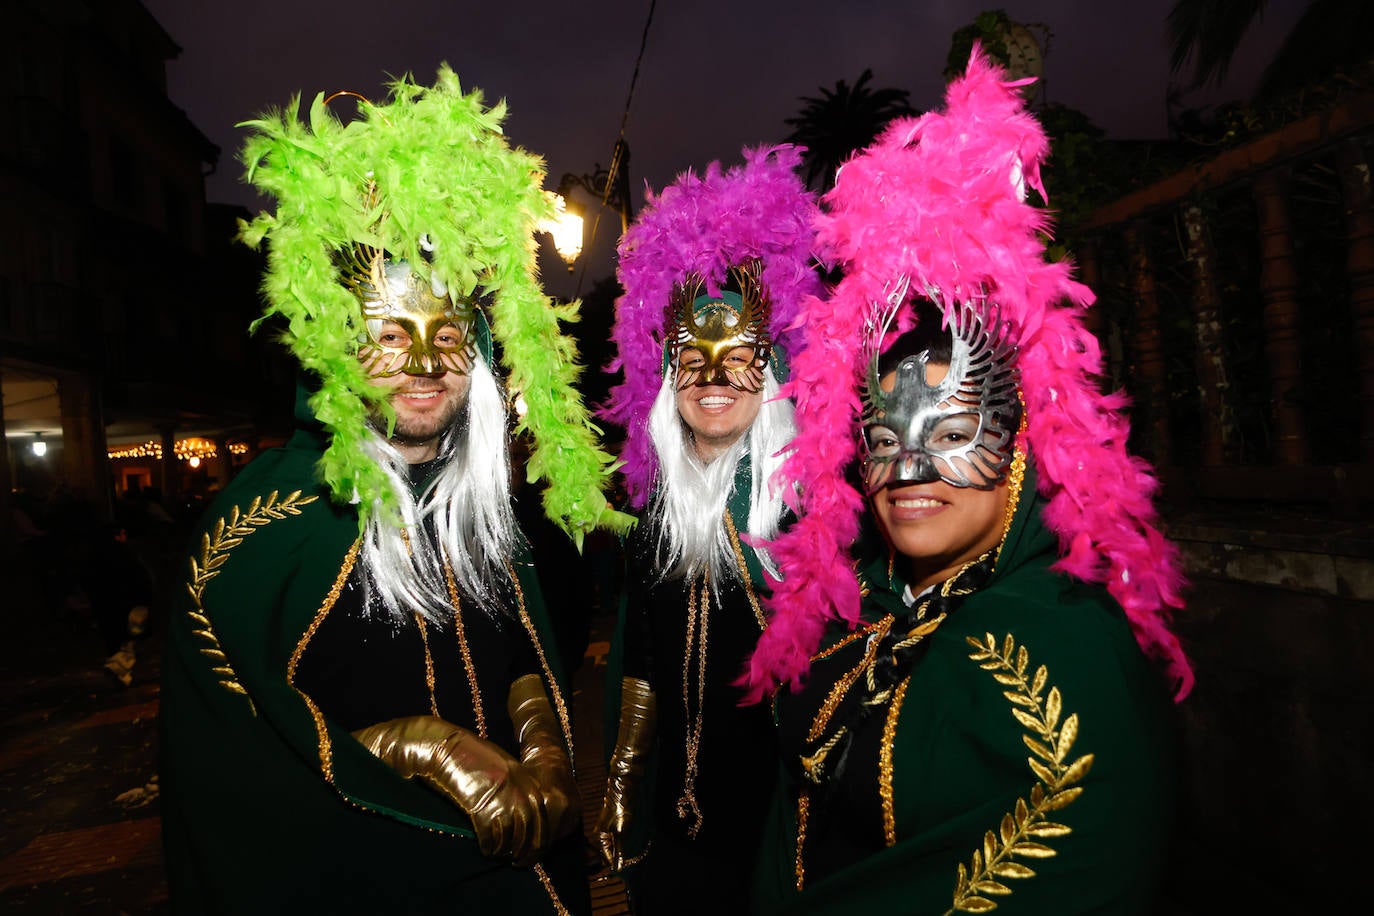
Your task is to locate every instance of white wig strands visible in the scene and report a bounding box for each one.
[647,367,795,586]
[359,357,517,625]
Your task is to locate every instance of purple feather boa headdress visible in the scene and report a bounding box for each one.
[742,50,1193,703]
[602,144,823,507]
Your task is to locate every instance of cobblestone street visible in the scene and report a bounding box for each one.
[0,595,167,914]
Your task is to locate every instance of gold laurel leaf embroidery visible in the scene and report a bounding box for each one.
[1057,712,1079,756]
[1043,786,1086,810]
[1027,822,1071,838]
[1012,842,1055,858]
[1023,735,1056,762]
[945,633,1095,915]
[184,489,318,713]
[1027,758,1056,785]
[1062,755,1091,785]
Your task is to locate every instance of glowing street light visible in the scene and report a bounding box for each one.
[546,139,635,272]
[540,192,585,269]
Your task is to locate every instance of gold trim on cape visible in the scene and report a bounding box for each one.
[187,489,320,714]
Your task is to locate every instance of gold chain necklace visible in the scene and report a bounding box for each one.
[674,510,769,836]
[442,559,486,737]
[675,571,710,836]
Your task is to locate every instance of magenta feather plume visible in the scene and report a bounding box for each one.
[744,48,1193,703]
[602,144,824,507]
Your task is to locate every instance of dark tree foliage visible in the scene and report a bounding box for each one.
[1168,0,1374,100]
[944,8,1040,81]
[783,69,917,193]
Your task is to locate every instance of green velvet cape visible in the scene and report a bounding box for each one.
[754,466,1178,915]
[159,412,587,915]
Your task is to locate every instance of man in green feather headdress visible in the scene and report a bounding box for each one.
[158,66,630,914]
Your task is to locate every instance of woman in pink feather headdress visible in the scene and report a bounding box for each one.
[749,50,1192,915]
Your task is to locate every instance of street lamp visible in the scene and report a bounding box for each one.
[540,192,585,268]
[544,138,635,271]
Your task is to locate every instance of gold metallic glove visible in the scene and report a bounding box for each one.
[592,677,657,870]
[352,715,547,864]
[507,674,581,844]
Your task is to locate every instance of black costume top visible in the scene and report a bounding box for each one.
[613,455,784,909]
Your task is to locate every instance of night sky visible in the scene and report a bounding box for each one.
[141,0,1307,298]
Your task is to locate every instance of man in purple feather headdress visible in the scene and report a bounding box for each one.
[591,145,824,913]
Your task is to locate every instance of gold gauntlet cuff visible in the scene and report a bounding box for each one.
[593,677,657,870]
[507,673,581,843]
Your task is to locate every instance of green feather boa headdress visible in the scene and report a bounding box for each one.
[237,65,631,544]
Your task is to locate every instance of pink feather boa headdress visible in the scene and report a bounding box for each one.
[742,50,1193,703]
[601,144,824,508]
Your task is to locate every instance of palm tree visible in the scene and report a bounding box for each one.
[1168,0,1374,100]
[944,9,1048,90]
[783,69,917,192]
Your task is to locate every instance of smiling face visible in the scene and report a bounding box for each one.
[668,284,773,464]
[364,318,472,462]
[865,362,1011,591]
[675,344,764,463]
[346,257,480,462]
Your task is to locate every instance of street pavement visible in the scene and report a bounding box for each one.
[0,566,628,915]
[0,587,167,915]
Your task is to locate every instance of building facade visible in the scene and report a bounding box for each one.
[1,0,292,545]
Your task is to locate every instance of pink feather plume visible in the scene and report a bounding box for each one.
[742,48,1193,704]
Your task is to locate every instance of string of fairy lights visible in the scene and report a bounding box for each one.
[106,438,249,462]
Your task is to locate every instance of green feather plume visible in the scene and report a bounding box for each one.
[237,65,632,542]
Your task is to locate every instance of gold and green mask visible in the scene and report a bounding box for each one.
[340,243,478,378]
[667,261,772,393]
